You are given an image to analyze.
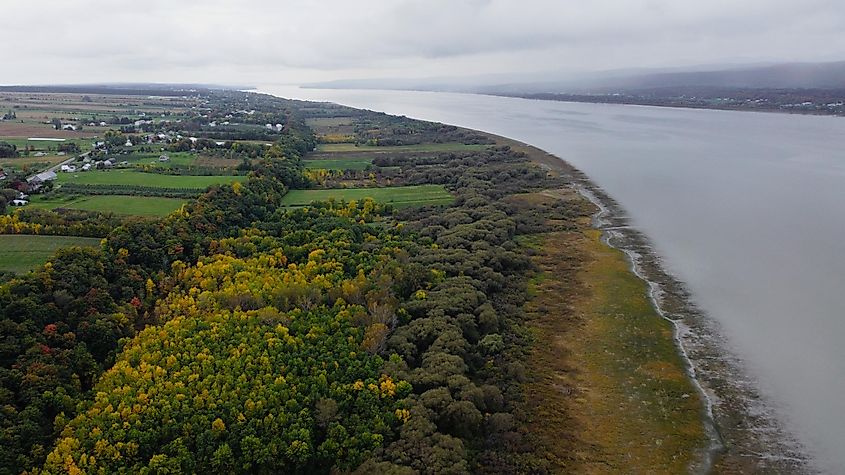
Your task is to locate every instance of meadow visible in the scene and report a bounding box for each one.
[280,184,453,207]
[0,234,101,274]
[28,195,187,216]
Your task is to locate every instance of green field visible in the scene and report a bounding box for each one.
[55,170,246,189]
[0,137,93,151]
[29,195,187,217]
[0,235,101,274]
[316,143,489,153]
[305,117,355,127]
[280,185,453,207]
[303,158,373,170]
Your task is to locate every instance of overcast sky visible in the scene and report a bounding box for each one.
[2,0,844,86]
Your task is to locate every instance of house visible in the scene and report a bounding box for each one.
[125,139,133,147]
[60,164,71,172]
[81,163,92,171]
[10,199,28,206]
[103,159,114,168]
[17,192,27,200]
[62,124,77,131]
[34,152,46,157]
[0,169,6,181]
[159,154,170,162]
[99,121,107,127]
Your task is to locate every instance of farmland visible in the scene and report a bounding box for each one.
[303,157,373,170]
[280,184,453,207]
[0,154,68,171]
[55,170,247,189]
[316,142,490,153]
[0,234,101,274]
[28,195,187,216]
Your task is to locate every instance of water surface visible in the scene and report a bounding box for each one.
[261,85,845,472]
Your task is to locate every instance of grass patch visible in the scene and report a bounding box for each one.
[305,117,354,127]
[303,158,373,170]
[55,170,246,189]
[29,195,187,217]
[0,235,101,274]
[316,143,489,153]
[281,185,453,207]
[522,229,707,472]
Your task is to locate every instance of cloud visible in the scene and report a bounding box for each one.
[1,0,844,84]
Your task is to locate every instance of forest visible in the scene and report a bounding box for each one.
[0,90,588,474]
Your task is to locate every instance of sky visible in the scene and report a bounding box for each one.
[2,0,845,86]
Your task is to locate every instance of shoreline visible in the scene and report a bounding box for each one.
[481,130,815,473]
[482,93,845,118]
[299,86,844,118]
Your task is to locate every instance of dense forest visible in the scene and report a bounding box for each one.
[0,91,588,474]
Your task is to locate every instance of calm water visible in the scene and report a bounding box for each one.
[261,85,845,472]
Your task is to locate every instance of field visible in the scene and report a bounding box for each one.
[0,137,93,151]
[305,117,355,127]
[0,154,68,170]
[280,185,453,207]
[55,170,246,189]
[0,234,101,274]
[303,158,373,170]
[29,195,187,216]
[316,143,489,153]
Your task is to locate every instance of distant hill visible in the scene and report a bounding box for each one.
[307,61,845,94]
[483,61,845,94]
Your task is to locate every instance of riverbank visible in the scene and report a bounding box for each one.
[481,130,814,473]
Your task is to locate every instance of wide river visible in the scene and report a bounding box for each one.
[261,85,845,472]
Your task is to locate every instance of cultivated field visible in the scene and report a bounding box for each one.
[303,158,373,170]
[280,184,453,207]
[55,170,247,189]
[316,143,489,153]
[0,234,101,274]
[29,195,187,216]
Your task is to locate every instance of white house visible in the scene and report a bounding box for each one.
[159,154,170,162]
[81,163,92,171]
[125,139,133,147]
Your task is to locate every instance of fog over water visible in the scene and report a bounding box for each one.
[262,85,845,472]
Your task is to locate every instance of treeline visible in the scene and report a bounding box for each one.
[0,209,125,238]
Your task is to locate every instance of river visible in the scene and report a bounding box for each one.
[259,85,845,473]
